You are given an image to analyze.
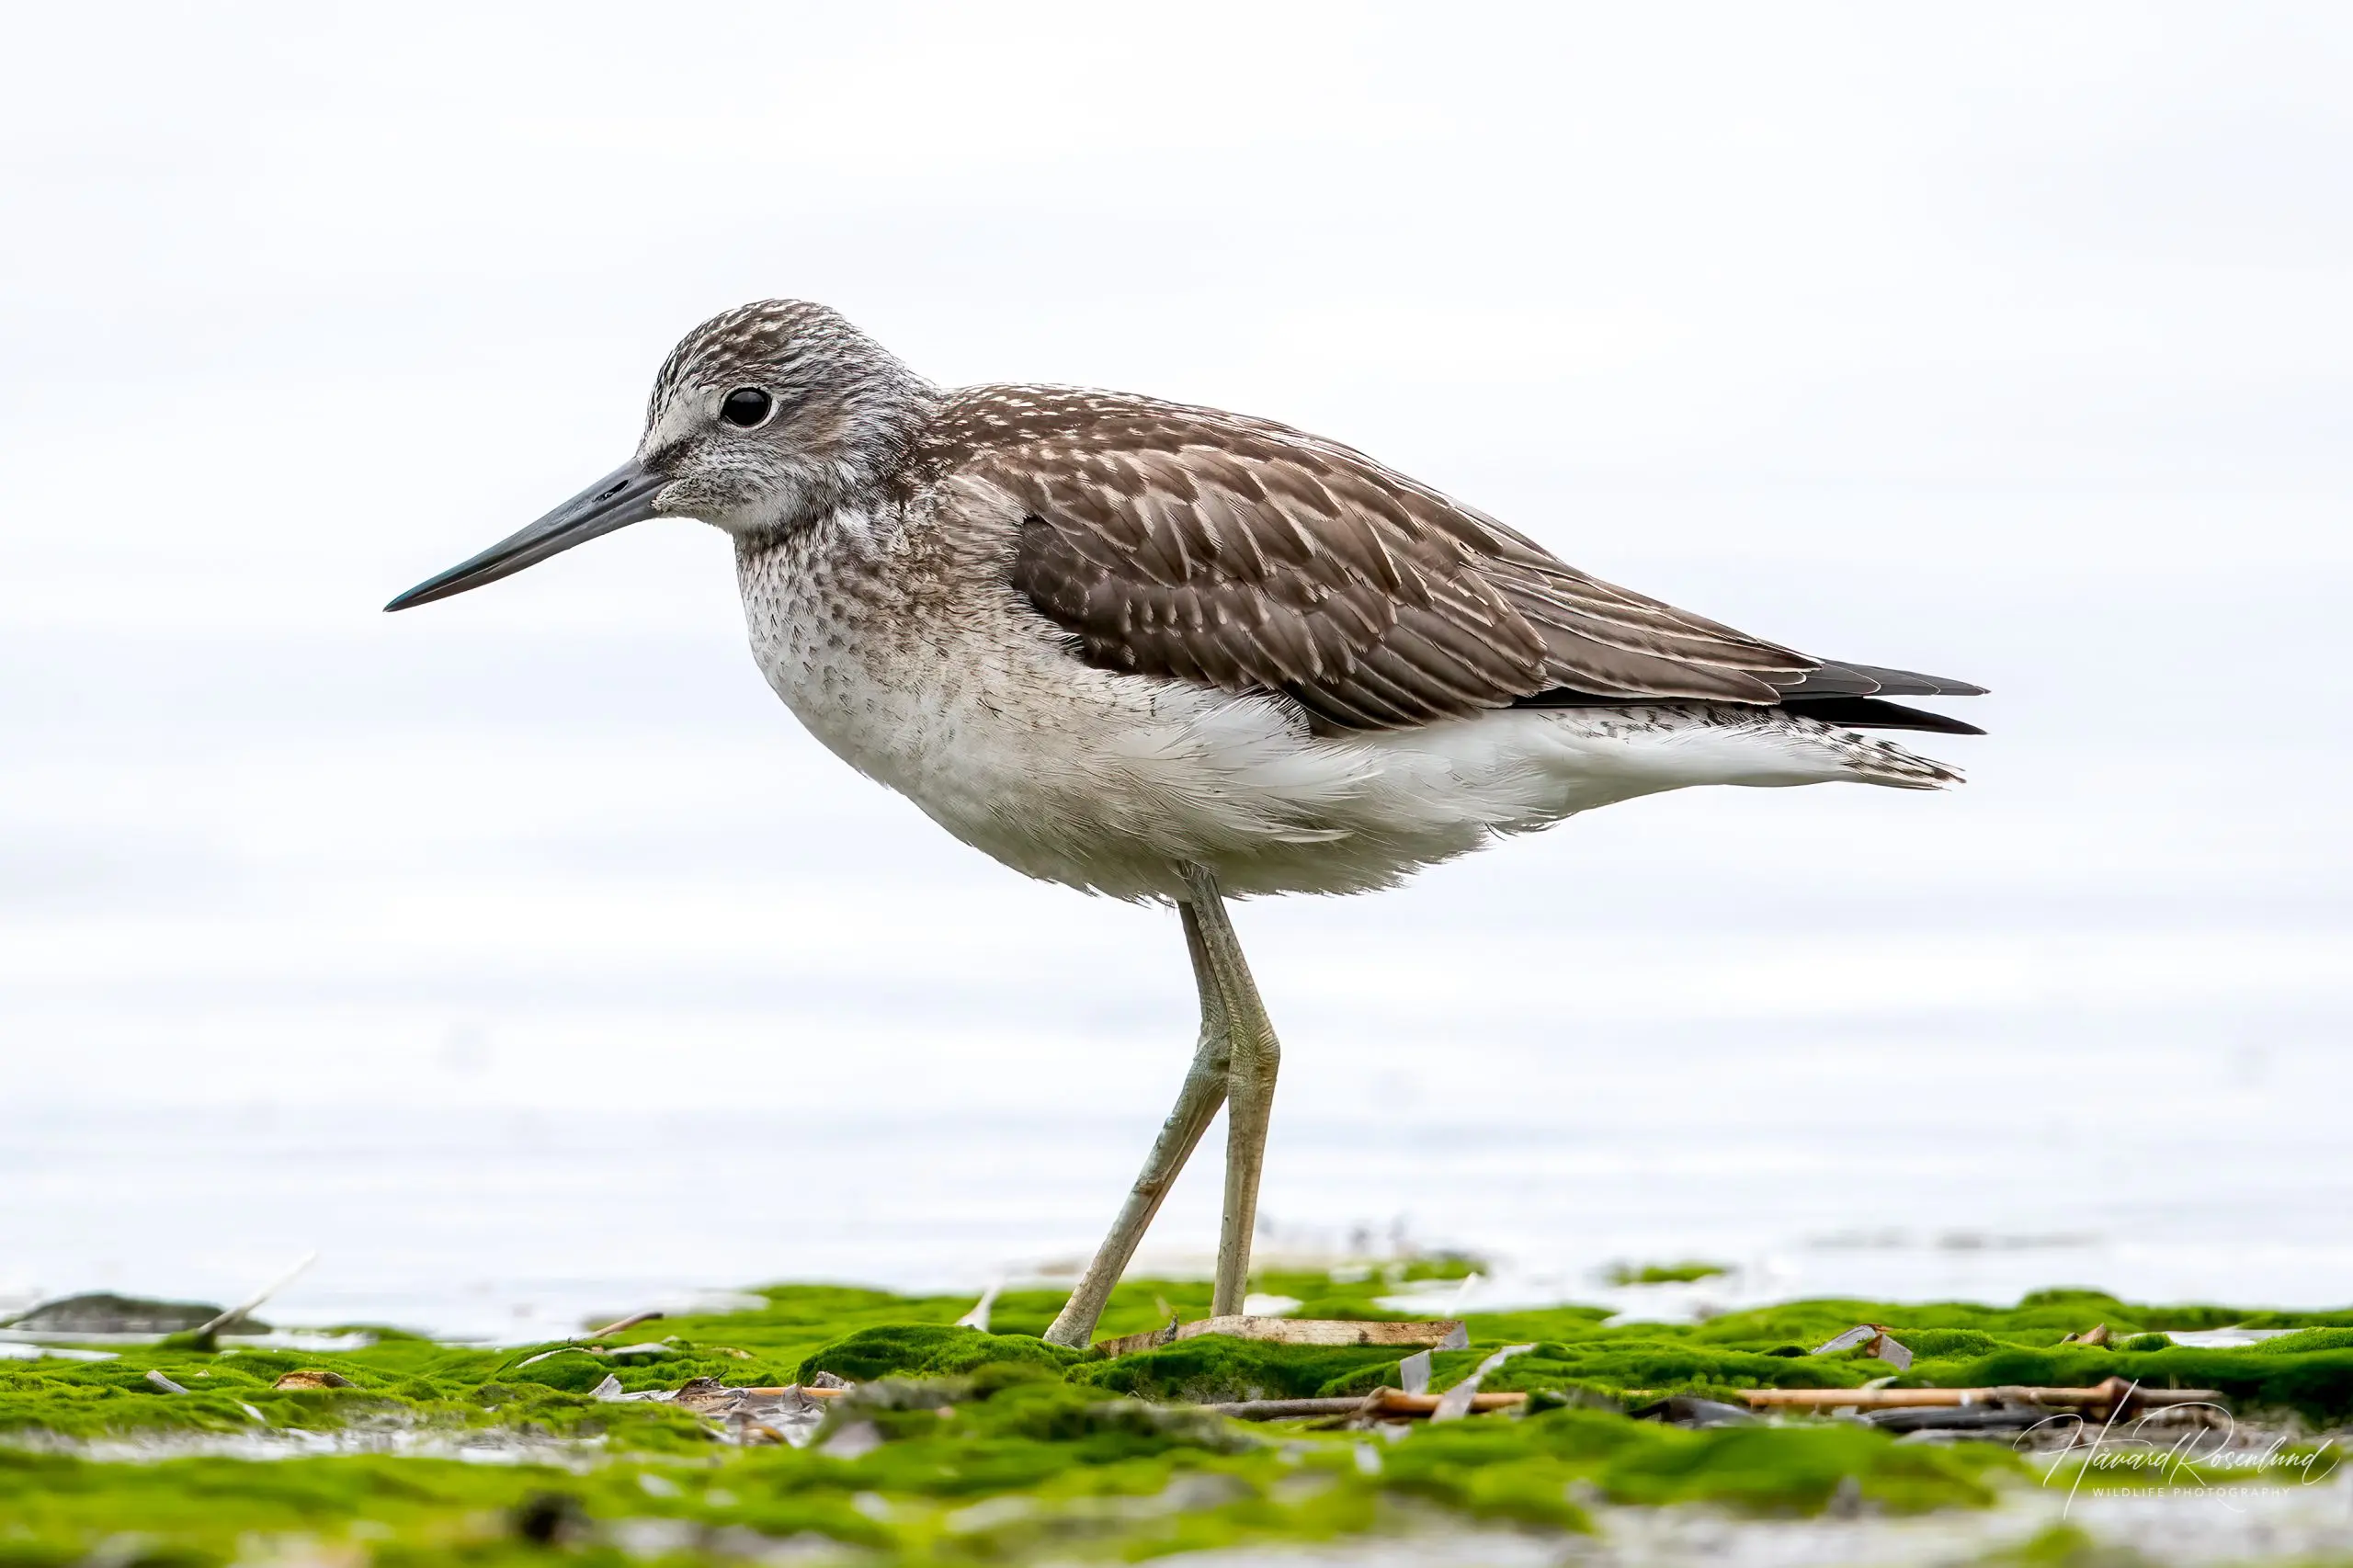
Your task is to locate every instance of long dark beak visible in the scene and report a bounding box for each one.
[383,459,667,611]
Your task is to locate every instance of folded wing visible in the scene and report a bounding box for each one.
[939,388,1983,733]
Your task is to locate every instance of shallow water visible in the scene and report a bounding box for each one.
[7,1007,2349,1342]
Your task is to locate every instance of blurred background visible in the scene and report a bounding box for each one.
[3,3,2347,1340]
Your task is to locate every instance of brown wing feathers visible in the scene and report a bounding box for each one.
[1009,454,1550,728]
[970,390,1983,733]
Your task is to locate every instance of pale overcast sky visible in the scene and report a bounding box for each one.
[3,4,2347,1321]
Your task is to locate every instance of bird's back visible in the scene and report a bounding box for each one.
[907,386,1979,726]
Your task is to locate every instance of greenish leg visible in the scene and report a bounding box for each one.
[1183,864,1282,1319]
[1041,899,1233,1348]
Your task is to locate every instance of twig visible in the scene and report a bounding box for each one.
[1206,1388,1524,1420]
[1095,1315,1467,1358]
[1740,1379,2219,1414]
[1432,1344,1534,1422]
[1209,1374,2230,1423]
[513,1346,600,1369]
[955,1283,1002,1334]
[185,1253,318,1350]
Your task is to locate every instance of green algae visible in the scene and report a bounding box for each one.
[1912,1345,2353,1426]
[5,1272,2351,1564]
[0,1338,718,1453]
[797,1324,1083,1382]
[13,1275,2353,1437]
[0,1397,2003,1565]
[2245,1327,2353,1355]
[1604,1260,1731,1286]
[1074,1336,1406,1403]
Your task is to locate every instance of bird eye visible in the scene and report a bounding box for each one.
[719,387,774,428]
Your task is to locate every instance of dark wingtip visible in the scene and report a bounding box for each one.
[1784,696,1988,735]
[1827,663,1990,699]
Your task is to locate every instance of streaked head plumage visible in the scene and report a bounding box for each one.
[637,299,937,537]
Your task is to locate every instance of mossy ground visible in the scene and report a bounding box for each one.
[2,1272,2346,1564]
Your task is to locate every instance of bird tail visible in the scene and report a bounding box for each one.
[1811,721,1965,790]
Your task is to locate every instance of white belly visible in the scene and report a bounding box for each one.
[735,526,1952,901]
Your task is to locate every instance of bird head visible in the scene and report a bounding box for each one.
[385,300,934,611]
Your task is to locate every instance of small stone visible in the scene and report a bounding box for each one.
[11,1293,260,1335]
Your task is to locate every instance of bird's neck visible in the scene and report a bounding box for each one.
[810,374,946,525]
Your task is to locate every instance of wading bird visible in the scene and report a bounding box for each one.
[388,301,1983,1347]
